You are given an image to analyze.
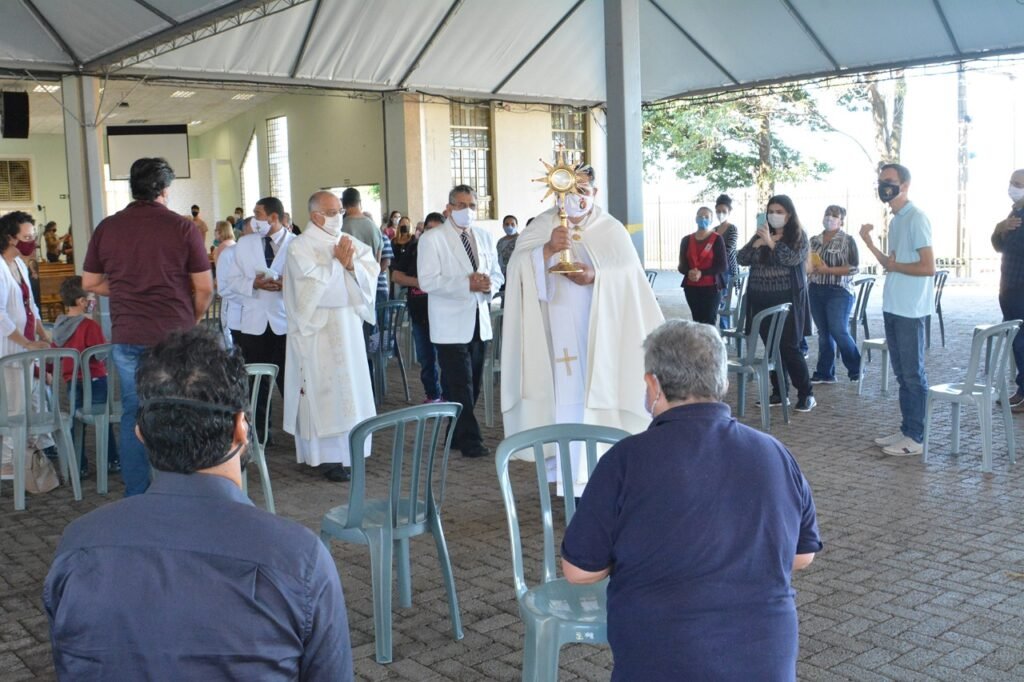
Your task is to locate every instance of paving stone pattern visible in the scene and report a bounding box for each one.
[2,277,1024,681]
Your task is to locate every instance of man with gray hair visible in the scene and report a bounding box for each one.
[417,184,503,458]
[562,319,822,680]
[282,190,379,481]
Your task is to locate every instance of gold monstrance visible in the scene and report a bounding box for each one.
[533,146,584,274]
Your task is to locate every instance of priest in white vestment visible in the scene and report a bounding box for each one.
[501,167,664,496]
[283,191,378,482]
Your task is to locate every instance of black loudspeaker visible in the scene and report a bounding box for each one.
[1,92,30,139]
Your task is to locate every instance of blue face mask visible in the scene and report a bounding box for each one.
[503,224,516,236]
[696,217,711,230]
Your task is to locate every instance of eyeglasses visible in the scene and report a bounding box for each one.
[314,209,342,217]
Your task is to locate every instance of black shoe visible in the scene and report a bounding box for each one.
[79,463,90,478]
[849,374,861,383]
[462,444,491,459]
[810,375,836,385]
[108,460,121,474]
[795,395,817,413]
[755,394,786,408]
[323,465,351,482]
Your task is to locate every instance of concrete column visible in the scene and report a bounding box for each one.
[61,75,109,330]
[603,0,645,262]
[382,93,409,218]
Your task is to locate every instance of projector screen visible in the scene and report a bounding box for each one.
[106,124,191,180]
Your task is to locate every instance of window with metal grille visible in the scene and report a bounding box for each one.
[551,105,587,165]
[449,102,493,219]
[0,159,32,203]
[240,132,259,215]
[266,116,292,215]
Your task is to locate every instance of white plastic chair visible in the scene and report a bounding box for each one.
[0,348,81,510]
[923,320,1020,472]
[857,338,889,396]
[243,363,277,513]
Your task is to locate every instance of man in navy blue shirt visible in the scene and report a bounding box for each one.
[44,327,353,681]
[562,319,821,681]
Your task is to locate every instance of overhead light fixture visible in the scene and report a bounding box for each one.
[231,93,255,100]
[189,120,203,126]
[170,90,195,98]
[33,84,60,93]
[127,119,149,124]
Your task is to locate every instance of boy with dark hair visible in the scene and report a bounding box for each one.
[52,276,119,477]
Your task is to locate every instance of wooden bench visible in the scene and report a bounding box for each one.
[38,263,75,321]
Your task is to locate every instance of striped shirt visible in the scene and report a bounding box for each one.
[808,231,859,291]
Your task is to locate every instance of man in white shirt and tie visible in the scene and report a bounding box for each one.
[217,196,294,441]
[417,184,503,458]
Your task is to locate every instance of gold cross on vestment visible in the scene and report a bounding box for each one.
[555,347,578,377]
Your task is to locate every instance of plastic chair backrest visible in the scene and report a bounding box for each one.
[245,363,278,448]
[374,300,407,356]
[742,303,791,364]
[344,402,461,531]
[645,269,657,286]
[849,275,875,324]
[78,344,116,418]
[934,270,949,309]
[966,320,1020,396]
[495,424,631,600]
[0,348,79,433]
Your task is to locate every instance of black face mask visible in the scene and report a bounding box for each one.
[878,181,901,203]
[191,210,199,217]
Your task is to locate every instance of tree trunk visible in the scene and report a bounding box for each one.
[756,106,773,208]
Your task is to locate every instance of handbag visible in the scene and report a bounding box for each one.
[25,447,60,494]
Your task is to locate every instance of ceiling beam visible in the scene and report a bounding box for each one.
[131,0,179,27]
[288,0,322,79]
[83,0,312,73]
[20,0,82,67]
[397,0,463,89]
[647,0,738,86]
[778,0,840,70]
[930,0,961,56]
[491,0,587,94]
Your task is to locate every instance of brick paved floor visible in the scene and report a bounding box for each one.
[3,274,1024,681]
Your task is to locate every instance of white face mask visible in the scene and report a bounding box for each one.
[1010,185,1024,203]
[563,193,593,220]
[716,212,728,224]
[823,216,841,231]
[766,213,787,229]
[321,214,341,236]
[451,207,475,229]
[250,218,271,237]
[644,375,662,416]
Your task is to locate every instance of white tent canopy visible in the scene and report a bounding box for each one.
[2,0,1024,104]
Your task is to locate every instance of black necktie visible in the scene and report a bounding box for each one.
[263,236,275,267]
[459,230,478,270]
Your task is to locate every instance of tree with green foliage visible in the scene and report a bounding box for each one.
[642,86,832,207]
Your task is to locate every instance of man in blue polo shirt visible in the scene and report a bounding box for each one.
[860,163,935,456]
[44,327,353,680]
[561,320,821,681]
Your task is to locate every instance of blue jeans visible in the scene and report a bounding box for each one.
[998,290,1024,392]
[113,343,149,496]
[74,377,119,472]
[809,284,861,380]
[883,313,928,443]
[411,319,442,400]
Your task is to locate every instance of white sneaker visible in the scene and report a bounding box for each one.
[882,436,923,457]
[874,432,904,447]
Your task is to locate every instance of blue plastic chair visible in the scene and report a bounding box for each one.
[728,303,792,432]
[923,320,1020,472]
[320,402,464,664]
[0,348,81,510]
[483,307,504,427]
[720,271,750,355]
[495,424,631,682]
[243,363,277,513]
[72,344,121,495]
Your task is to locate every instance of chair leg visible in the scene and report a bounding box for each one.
[431,514,464,640]
[978,397,993,473]
[756,371,770,432]
[13,428,27,511]
[254,441,275,514]
[938,307,945,348]
[857,341,866,395]
[396,537,412,608]
[1002,385,1016,465]
[96,416,109,496]
[55,426,81,501]
[735,373,746,418]
[950,403,961,455]
[483,365,494,428]
[880,349,890,395]
[366,529,394,664]
[521,617,561,682]
[396,343,410,402]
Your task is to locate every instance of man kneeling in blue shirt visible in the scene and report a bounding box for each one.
[561,319,822,681]
[44,327,353,681]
